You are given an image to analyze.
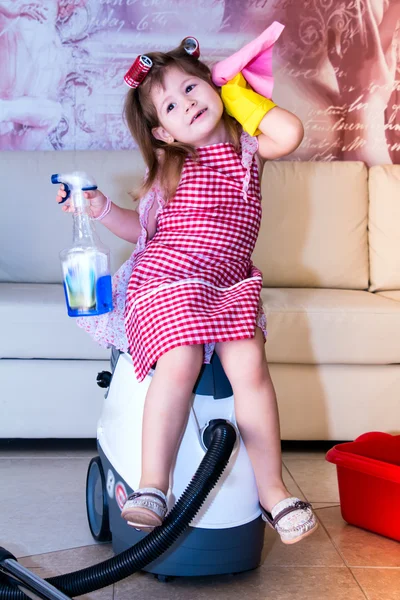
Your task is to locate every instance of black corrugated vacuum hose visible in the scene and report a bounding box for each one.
[0,421,237,599]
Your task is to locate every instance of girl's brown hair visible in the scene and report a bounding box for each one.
[123,40,241,201]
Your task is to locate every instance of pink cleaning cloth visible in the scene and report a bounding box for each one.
[211,21,285,99]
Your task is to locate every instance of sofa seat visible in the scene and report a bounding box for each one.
[4,283,400,368]
[0,283,109,360]
[377,290,400,302]
[262,288,400,365]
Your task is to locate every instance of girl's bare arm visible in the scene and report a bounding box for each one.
[100,198,158,243]
[257,107,304,161]
[57,186,155,245]
[99,203,143,244]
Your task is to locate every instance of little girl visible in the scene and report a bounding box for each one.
[57,37,318,544]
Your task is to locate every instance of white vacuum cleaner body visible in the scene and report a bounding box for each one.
[98,352,261,528]
[92,351,265,577]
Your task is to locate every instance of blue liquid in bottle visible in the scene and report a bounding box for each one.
[64,274,113,317]
[96,274,113,312]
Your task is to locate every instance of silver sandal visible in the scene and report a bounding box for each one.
[121,487,167,531]
[260,497,318,544]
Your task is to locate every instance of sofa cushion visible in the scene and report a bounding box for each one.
[254,161,369,289]
[262,288,400,364]
[368,165,400,291]
[0,359,107,437]
[270,363,400,440]
[0,283,109,360]
[376,290,400,302]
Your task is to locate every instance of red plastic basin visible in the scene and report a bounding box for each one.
[325,431,400,541]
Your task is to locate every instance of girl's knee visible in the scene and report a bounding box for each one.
[217,333,268,387]
[236,353,268,386]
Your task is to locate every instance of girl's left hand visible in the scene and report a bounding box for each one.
[221,72,276,136]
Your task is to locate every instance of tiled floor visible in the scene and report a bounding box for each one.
[0,445,399,600]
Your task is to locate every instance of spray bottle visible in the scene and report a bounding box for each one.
[51,171,113,317]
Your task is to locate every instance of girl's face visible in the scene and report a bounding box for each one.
[150,66,227,147]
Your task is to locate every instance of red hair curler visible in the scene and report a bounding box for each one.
[182,37,200,59]
[124,55,153,88]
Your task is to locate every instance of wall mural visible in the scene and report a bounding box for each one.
[1,0,399,165]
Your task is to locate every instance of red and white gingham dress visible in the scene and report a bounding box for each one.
[124,132,265,381]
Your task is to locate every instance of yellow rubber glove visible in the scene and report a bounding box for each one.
[221,72,277,136]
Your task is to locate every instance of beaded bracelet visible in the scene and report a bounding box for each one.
[92,196,112,221]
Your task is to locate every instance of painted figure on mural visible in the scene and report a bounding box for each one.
[278,0,400,164]
[222,0,400,164]
[0,1,69,150]
[327,0,400,165]
[291,0,400,165]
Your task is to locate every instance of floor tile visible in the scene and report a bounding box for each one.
[20,544,114,570]
[350,567,400,600]
[317,507,400,567]
[282,464,306,500]
[261,513,345,567]
[283,458,340,503]
[114,566,366,600]
[0,457,97,557]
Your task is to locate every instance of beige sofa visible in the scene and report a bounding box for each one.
[1,153,399,440]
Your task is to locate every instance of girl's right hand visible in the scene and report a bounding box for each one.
[56,184,108,219]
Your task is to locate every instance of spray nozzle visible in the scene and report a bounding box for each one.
[51,171,97,204]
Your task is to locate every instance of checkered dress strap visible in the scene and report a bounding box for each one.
[240,131,259,201]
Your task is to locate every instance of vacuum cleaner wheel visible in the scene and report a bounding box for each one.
[86,456,112,542]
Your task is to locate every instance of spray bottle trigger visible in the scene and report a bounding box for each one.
[51,174,71,203]
[58,183,71,203]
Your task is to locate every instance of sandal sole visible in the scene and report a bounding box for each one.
[281,521,319,545]
[121,507,164,530]
[263,517,319,544]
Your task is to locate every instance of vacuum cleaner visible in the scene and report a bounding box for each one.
[0,351,265,600]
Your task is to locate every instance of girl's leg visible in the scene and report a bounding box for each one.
[139,343,204,494]
[215,328,290,513]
